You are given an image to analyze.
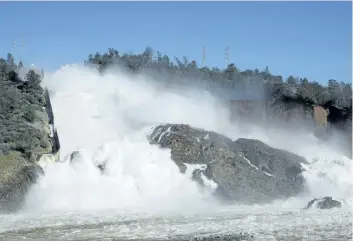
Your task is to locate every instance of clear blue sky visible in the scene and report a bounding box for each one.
[0,1,351,84]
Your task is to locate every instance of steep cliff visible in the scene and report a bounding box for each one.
[230,84,352,157]
[0,68,60,212]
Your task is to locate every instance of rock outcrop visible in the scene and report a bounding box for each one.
[271,84,352,157]
[0,67,59,212]
[149,124,308,204]
[230,84,352,157]
[304,196,342,210]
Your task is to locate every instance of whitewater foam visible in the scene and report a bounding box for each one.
[23,65,228,213]
[22,64,352,214]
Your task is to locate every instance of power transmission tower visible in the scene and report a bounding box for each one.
[202,46,206,67]
[11,37,16,62]
[19,33,24,64]
[225,46,229,67]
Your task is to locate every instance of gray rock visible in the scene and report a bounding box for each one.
[149,124,308,204]
[304,196,342,210]
[230,83,352,158]
[271,84,352,157]
[272,84,317,105]
[266,100,316,130]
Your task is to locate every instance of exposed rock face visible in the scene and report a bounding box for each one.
[0,69,59,212]
[0,153,44,212]
[272,85,352,157]
[149,124,308,204]
[271,84,317,106]
[304,197,342,210]
[229,100,268,126]
[230,84,352,157]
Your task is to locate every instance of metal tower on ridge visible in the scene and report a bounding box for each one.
[19,33,24,64]
[11,34,25,64]
[11,37,16,62]
[202,46,206,67]
[225,46,229,67]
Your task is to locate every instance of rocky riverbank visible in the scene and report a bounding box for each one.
[0,65,59,212]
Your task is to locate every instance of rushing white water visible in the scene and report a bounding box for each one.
[24,65,231,213]
[0,64,352,240]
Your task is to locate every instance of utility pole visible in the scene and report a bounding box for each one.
[202,46,206,67]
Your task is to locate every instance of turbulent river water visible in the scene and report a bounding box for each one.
[0,65,351,241]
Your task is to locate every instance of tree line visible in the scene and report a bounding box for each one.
[0,48,351,105]
[84,47,352,104]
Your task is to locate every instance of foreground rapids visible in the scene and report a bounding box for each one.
[0,205,351,241]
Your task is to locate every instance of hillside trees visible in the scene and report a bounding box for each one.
[84,47,351,105]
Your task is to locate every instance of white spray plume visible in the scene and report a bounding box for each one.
[23,64,352,214]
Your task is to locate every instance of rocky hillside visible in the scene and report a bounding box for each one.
[0,55,59,212]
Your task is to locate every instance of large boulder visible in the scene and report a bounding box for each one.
[149,124,308,204]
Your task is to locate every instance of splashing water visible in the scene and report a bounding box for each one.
[0,64,351,240]
[27,64,353,210]
[22,65,227,213]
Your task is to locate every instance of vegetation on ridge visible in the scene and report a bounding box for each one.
[0,53,51,162]
[84,47,352,106]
